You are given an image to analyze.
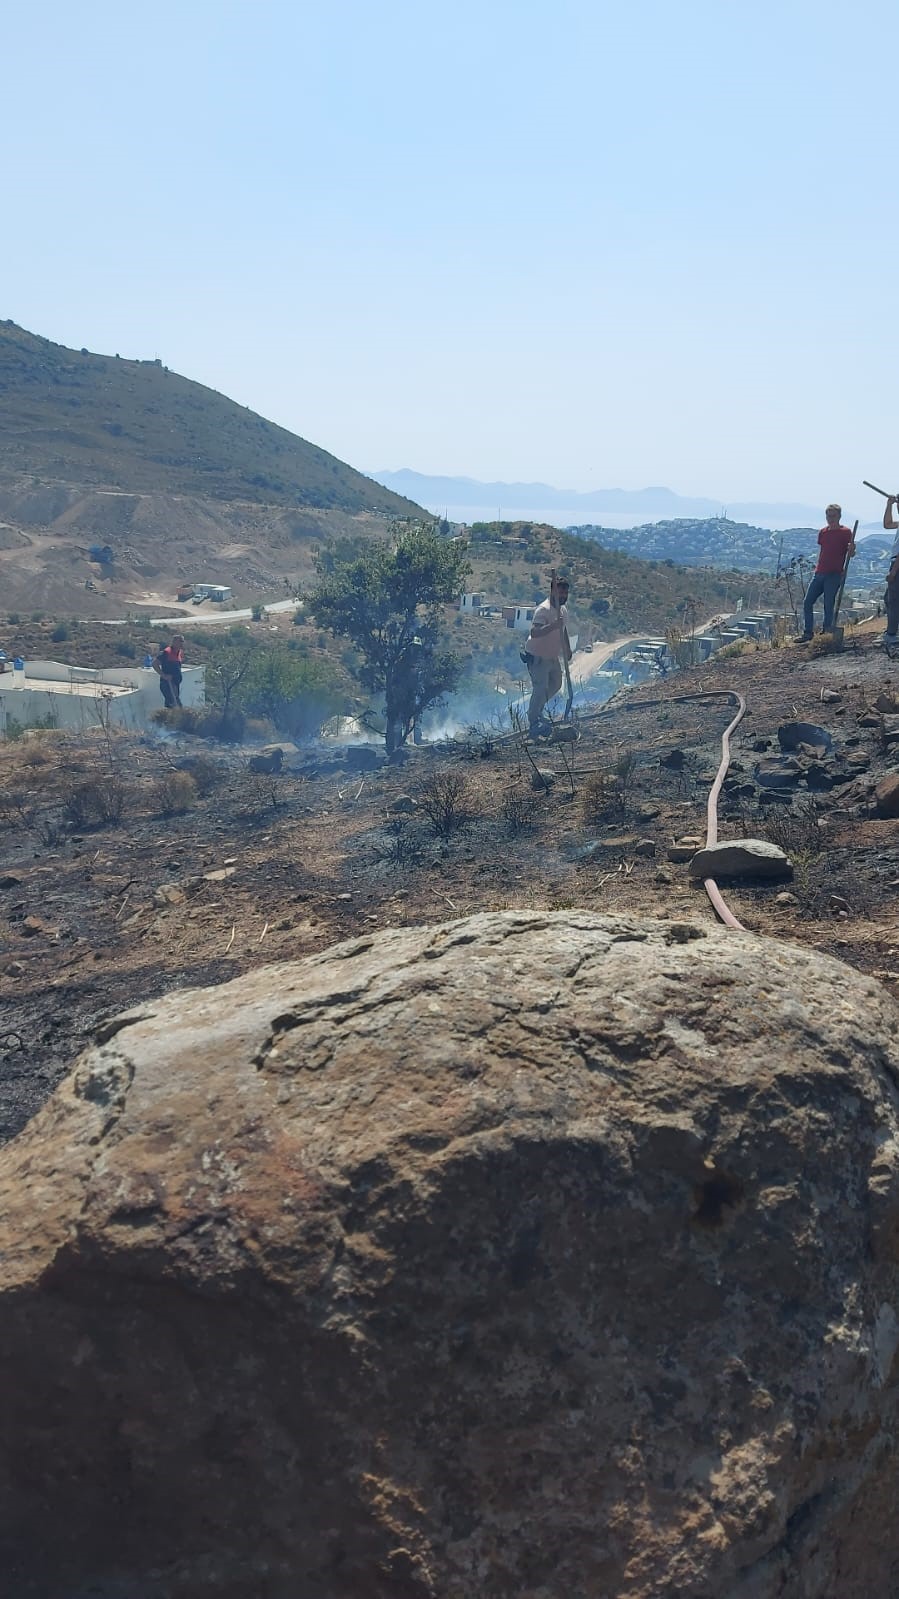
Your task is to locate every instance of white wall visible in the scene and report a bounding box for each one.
[0,665,205,738]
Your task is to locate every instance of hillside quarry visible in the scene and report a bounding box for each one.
[0,321,422,614]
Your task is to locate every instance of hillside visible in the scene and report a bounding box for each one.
[0,321,428,617]
[0,322,420,513]
[572,516,893,582]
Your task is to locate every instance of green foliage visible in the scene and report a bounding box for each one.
[203,637,343,740]
[51,623,70,643]
[308,521,472,751]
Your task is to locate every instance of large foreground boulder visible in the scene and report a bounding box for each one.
[3,911,899,1598]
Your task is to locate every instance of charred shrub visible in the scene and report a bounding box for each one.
[579,771,608,825]
[178,756,224,796]
[151,771,197,816]
[62,775,129,827]
[501,783,534,834]
[414,770,472,837]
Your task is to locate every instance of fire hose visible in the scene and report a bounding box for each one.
[530,688,749,930]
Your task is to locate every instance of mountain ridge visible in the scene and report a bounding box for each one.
[371,467,839,530]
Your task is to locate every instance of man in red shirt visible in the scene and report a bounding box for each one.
[799,504,855,640]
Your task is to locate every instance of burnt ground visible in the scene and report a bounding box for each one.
[2,622,899,1145]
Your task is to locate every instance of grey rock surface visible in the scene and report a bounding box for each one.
[2,911,899,1599]
[688,838,794,879]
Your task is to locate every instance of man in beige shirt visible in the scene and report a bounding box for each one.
[524,576,571,735]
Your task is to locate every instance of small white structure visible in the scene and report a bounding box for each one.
[193,583,232,603]
[458,592,483,613]
[507,605,536,632]
[0,661,205,738]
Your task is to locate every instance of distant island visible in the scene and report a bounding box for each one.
[373,468,887,537]
[372,469,834,530]
[569,517,892,581]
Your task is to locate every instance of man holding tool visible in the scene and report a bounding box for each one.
[872,489,899,646]
[862,481,899,645]
[798,505,856,640]
[523,572,571,736]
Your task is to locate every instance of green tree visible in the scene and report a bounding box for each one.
[307,521,472,751]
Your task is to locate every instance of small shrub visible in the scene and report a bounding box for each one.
[414,770,471,837]
[51,623,69,643]
[62,775,128,827]
[501,783,533,833]
[182,756,223,796]
[152,706,203,735]
[377,817,423,866]
[759,800,822,858]
[579,771,608,824]
[251,603,264,621]
[152,771,197,815]
[7,612,20,624]
[614,750,639,810]
[116,640,137,659]
[30,612,44,624]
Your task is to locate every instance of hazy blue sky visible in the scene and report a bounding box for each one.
[5,0,898,504]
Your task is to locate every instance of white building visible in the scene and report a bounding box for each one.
[0,661,206,738]
[458,592,484,613]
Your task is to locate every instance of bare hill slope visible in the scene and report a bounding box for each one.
[0,321,424,615]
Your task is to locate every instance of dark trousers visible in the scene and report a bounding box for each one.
[803,572,842,635]
[886,582,899,638]
[159,676,181,709]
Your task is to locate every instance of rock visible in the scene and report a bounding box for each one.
[634,838,657,856]
[796,740,828,759]
[202,867,236,884]
[688,838,793,880]
[0,872,24,891]
[883,716,899,748]
[778,720,833,752]
[3,911,899,1598]
[775,891,798,906]
[2,960,25,978]
[804,762,834,790]
[875,773,899,819]
[821,688,843,703]
[754,755,803,788]
[531,767,556,790]
[875,692,899,714]
[659,748,686,768]
[654,866,674,884]
[858,709,882,728]
[153,883,185,907]
[830,894,851,912]
[388,795,419,815]
[549,723,578,744]
[20,916,47,936]
[345,745,383,771]
[758,789,794,805]
[667,835,703,863]
[638,803,661,820]
[751,737,771,752]
[247,748,283,775]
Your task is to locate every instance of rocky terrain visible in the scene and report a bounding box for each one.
[3,620,899,1144]
[3,909,899,1597]
[4,621,899,1596]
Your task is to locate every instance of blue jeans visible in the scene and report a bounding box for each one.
[803,572,842,635]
